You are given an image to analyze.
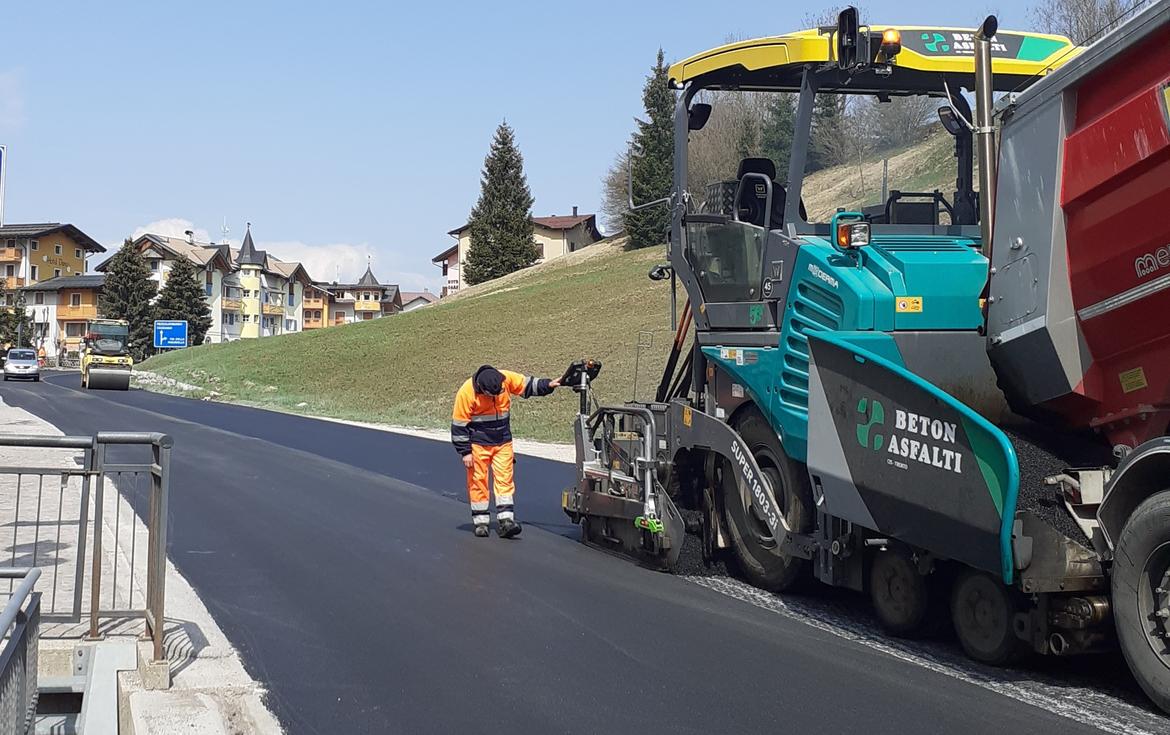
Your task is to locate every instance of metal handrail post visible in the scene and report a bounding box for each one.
[73,438,95,622]
[87,441,106,640]
[148,437,171,662]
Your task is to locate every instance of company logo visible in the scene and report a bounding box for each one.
[855,397,885,451]
[855,398,964,474]
[749,304,764,325]
[808,263,839,289]
[921,32,950,53]
[1135,245,1170,279]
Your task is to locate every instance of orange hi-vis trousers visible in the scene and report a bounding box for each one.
[467,442,515,526]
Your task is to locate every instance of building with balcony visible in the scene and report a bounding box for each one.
[0,223,106,289]
[98,225,313,343]
[20,275,105,355]
[312,265,402,326]
[432,208,602,295]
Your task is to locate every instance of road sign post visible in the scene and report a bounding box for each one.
[153,320,188,350]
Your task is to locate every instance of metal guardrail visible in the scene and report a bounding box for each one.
[0,433,172,664]
[0,568,41,735]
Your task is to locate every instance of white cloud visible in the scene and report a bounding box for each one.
[131,218,212,243]
[260,240,375,284]
[0,70,25,131]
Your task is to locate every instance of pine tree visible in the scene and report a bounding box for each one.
[623,49,675,249]
[154,254,211,346]
[760,93,796,179]
[462,122,540,286]
[98,239,157,360]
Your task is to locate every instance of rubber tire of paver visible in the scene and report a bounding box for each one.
[951,568,1025,665]
[1112,489,1170,714]
[870,546,931,637]
[722,408,812,592]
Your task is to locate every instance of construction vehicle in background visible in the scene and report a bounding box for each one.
[564,3,1170,712]
[80,318,133,390]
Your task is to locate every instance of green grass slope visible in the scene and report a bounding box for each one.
[143,132,957,442]
[143,240,677,442]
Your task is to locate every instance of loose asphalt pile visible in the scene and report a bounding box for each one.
[1004,419,1114,546]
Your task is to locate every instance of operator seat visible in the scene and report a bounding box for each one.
[735,158,808,229]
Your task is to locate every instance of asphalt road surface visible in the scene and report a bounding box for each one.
[0,373,1159,734]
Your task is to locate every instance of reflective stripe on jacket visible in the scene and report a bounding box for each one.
[451,370,553,455]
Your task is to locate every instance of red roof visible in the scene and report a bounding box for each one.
[532,214,594,230]
[447,213,596,237]
[401,291,438,304]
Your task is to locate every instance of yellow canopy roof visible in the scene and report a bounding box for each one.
[669,26,1080,92]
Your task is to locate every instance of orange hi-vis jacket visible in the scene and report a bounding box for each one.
[451,369,554,455]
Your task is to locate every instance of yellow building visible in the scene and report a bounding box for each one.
[0,223,106,289]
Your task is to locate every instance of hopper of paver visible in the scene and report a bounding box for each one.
[988,10,1170,453]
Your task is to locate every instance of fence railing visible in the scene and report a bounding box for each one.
[0,433,172,663]
[0,568,41,735]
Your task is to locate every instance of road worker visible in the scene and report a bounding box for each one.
[451,365,560,538]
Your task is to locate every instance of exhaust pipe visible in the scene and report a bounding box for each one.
[974,15,998,254]
[1049,632,1069,656]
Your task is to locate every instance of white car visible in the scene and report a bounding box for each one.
[3,349,40,382]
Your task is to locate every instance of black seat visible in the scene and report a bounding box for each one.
[735,158,786,229]
[734,158,808,229]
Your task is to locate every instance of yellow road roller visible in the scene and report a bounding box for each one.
[80,318,133,390]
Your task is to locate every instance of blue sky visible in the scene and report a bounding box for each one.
[1,1,1024,290]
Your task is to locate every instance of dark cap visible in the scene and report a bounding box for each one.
[473,365,505,396]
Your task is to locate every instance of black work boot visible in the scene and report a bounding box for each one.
[473,525,490,538]
[497,518,522,539]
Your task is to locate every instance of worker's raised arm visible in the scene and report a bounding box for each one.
[451,382,474,456]
[502,370,558,398]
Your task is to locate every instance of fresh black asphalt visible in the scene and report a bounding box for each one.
[1,374,1108,734]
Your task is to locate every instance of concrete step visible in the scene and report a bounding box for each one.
[39,675,85,694]
[35,712,78,735]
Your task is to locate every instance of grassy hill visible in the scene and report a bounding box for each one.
[142,132,956,443]
[143,240,677,442]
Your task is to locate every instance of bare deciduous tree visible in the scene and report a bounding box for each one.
[1028,0,1136,43]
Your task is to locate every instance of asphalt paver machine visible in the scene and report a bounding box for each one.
[80,318,133,390]
[563,3,1170,712]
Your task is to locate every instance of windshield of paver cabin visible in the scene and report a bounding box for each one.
[686,89,978,230]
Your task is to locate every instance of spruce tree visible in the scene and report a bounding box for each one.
[154,255,211,345]
[99,239,157,360]
[462,122,540,286]
[623,49,675,249]
[761,93,796,179]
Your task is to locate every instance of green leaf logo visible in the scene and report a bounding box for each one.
[856,397,886,451]
[749,304,764,325]
[922,32,951,54]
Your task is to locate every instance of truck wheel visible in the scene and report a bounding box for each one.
[1112,489,1170,713]
[722,408,812,592]
[951,568,1024,665]
[870,547,930,637]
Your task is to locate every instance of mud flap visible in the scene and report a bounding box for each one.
[806,332,1019,583]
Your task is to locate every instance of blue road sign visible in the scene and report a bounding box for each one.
[153,320,188,349]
